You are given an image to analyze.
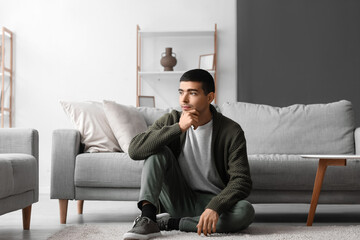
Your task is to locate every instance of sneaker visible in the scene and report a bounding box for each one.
[123,216,161,240]
[156,213,171,231]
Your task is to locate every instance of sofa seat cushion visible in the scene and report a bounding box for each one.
[0,154,37,199]
[220,100,355,155]
[249,154,360,191]
[74,153,143,188]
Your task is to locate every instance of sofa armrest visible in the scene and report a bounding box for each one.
[0,128,39,159]
[50,129,81,200]
[355,127,360,155]
[0,128,39,202]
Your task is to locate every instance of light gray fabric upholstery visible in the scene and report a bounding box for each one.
[0,159,14,198]
[0,154,37,196]
[355,127,360,155]
[137,105,214,127]
[50,129,81,200]
[249,154,360,191]
[75,187,140,201]
[220,100,355,155]
[51,101,360,207]
[247,190,360,204]
[0,191,34,215]
[74,153,143,188]
[0,128,39,159]
[137,107,173,127]
[0,128,39,218]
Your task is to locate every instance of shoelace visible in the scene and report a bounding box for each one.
[157,219,168,231]
[132,216,150,228]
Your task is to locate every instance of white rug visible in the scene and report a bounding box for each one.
[48,223,360,240]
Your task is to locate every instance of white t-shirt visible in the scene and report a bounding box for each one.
[178,119,223,194]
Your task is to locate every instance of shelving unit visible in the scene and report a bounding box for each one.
[139,70,215,77]
[136,24,217,108]
[1,27,13,128]
[139,30,215,37]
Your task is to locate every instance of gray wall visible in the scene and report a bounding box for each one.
[237,0,360,126]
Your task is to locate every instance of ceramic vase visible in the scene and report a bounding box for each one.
[160,47,177,71]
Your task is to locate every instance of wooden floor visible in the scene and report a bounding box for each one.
[1,194,360,240]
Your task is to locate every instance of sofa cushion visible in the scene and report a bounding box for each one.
[60,101,121,153]
[103,101,148,153]
[220,100,355,155]
[74,153,143,188]
[249,154,360,191]
[0,158,14,198]
[137,107,175,127]
[136,105,218,127]
[0,154,37,198]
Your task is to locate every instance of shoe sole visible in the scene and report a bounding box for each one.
[156,213,170,220]
[123,231,161,240]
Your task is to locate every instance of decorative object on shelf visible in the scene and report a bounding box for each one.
[136,24,217,107]
[138,96,155,107]
[199,53,215,70]
[160,47,177,71]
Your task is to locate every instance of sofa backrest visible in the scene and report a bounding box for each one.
[220,100,355,155]
[137,107,175,127]
[137,105,219,127]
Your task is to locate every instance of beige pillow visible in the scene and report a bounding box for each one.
[103,100,148,153]
[60,101,121,153]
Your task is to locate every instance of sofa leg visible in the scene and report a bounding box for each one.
[77,200,84,214]
[22,205,32,230]
[59,199,68,224]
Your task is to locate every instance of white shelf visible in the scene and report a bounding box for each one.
[139,30,214,37]
[139,70,215,77]
[139,71,185,76]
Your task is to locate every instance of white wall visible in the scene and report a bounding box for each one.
[0,0,237,193]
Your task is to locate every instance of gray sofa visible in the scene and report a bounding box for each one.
[51,100,360,224]
[0,128,39,230]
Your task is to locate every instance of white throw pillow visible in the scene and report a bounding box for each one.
[103,100,148,153]
[60,101,121,153]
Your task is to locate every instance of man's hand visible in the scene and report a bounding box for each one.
[196,208,219,236]
[179,108,199,132]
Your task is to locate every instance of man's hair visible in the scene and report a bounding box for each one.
[180,69,215,95]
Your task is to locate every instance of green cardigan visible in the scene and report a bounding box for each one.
[128,105,252,215]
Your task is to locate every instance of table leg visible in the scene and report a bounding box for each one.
[307,159,327,226]
[307,158,346,226]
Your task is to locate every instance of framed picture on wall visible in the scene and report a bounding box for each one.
[199,53,215,70]
[138,96,155,108]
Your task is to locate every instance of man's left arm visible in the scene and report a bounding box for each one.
[197,129,252,235]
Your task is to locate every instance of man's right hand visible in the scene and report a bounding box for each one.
[179,108,199,132]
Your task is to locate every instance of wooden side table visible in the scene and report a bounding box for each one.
[301,155,360,226]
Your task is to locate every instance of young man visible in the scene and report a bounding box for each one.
[123,69,254,240]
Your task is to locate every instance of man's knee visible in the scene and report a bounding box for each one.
[232,200,255,230]
[217,200,255,233]
[240,200,255,221]
[143,146,176,169]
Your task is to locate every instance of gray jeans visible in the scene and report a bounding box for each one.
[138,146,255,233]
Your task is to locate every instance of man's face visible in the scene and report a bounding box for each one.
[178,81,213,114]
